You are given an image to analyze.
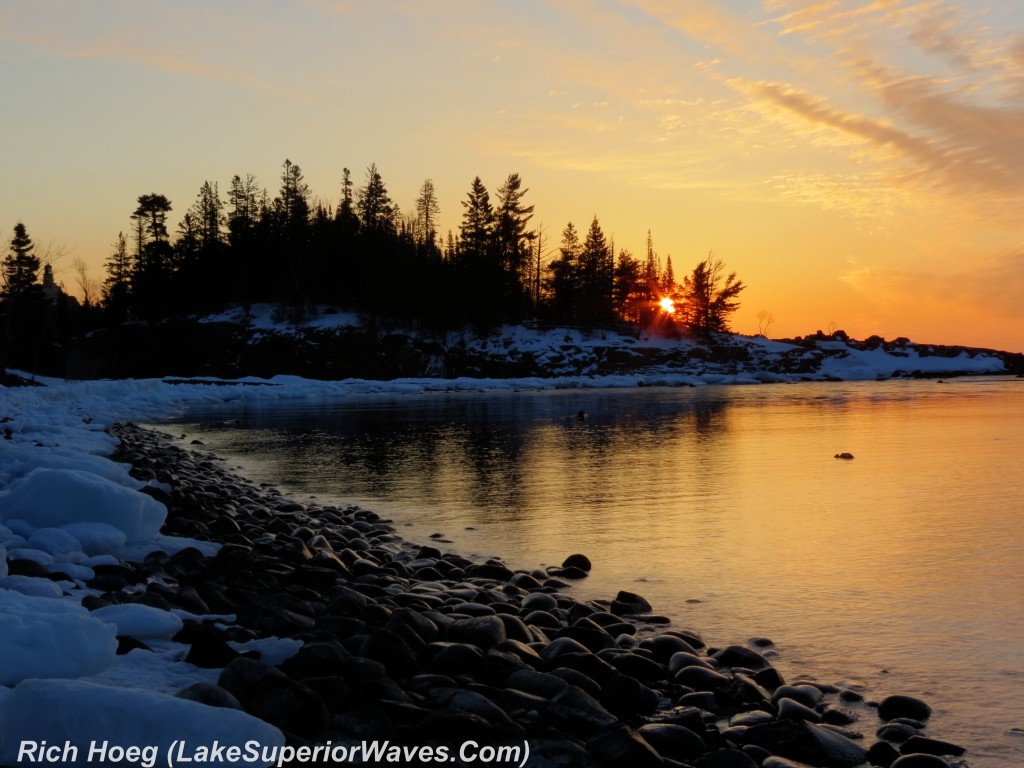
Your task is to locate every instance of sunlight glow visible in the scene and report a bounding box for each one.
[659,297,676,315]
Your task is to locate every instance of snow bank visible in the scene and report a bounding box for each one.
[90,604,185,640]
[1,467,166,543]
[0,678,284,768]
[0,589,117,685]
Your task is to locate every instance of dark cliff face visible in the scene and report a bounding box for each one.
[48,318,1018,382]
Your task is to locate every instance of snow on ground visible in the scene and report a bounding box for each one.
[0,678,285,767]
[0,329,1009,754]
[198,303,361,332]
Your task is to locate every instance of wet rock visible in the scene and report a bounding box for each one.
[601,673,660,718]
[668,650,716,674]
[899,735,966,756]
[673,665,732,692]
[773,683,824,708]
[558,625,616,654]
[610,590,652,616]
[426,642,485,677]
[562,553,592,572]
[761,757,817,768]
[637,722,707,762]
[877,722,919,742]
[467,561,515,581]
[604,650,667,682]
[703,748,759,768]
[552,652,618,685]
[713,644,772,672]
[640,633,700,664]
[741,720,869,768]
[174,682,243,710]
[878,694,932,722]
[586,725,662,767]
[778,697,823,723]
[183,627,241,669]
[889,755,950,768]
[821,704,858,726]
[866,740,901,767]
[521,591,559,613]
[217,656,329,738]
[550,667,603,699]
[446,615,506,650]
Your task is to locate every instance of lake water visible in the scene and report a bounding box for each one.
[168,378,1024,767]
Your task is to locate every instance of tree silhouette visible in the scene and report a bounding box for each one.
[681,254,746,334]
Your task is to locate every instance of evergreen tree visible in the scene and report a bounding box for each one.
[578,216,614,324]
[493,172,535,312]
[613,248,644,323]
[227,173,261,248]
[356,163,395,233]
[644,229,659,300]
[660,255,676,295]
[130,194,173,317]
[336,167,360,235]
[681,254,746,334]
[546,221,581,322]
[415,178,441,251]
[102,231,133,319]
[1,222,46,371]
[190,181,224,251]
[275,159,311,236]
[458,176,494,264]
[2,222,41,297]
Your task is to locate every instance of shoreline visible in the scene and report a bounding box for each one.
[74,422,968,767]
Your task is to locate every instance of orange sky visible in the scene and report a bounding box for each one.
[2,1,1022,351]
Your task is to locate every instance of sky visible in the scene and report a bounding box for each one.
[1,0,1022,352]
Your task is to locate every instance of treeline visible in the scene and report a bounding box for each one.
[2,159,746,373]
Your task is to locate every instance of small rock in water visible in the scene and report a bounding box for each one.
[878,694,932,722]
[561,553,592,572]
[834,452,855,460]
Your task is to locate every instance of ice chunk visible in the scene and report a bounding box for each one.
[90,604,184,640]
[0,575,63,598]
[27,527,83,557]
[1,467,166,544]
[0,589,117,684]
[60,522,128,557]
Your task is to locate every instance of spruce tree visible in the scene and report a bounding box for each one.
[2,222,41,297]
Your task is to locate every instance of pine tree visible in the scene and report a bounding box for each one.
[681,254,746,334]
[190,181,224,251]
[102,232,132,318]
[227,173,261,248]
[613,248,643,323]
[458,176,494,264]
[415,178,441,251]
[130,194,174,317]
[1,222,46,371]
[336,167,360,235]
[2,222,41,297]
[578,216,614,324]
[546,221,581,322]
[493,172,535,311]
[356,163,395,233]
[644,229,659,301]
[275,159,311,236]
[660,255,676,295]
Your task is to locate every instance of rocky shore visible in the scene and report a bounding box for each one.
[92,423,969,768]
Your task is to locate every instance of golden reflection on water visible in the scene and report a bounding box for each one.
[175,378,1024,767]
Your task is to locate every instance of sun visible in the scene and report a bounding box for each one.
[659,297,676,314]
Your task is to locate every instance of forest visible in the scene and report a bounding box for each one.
[1,160,745,376]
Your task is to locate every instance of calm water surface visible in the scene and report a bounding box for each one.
[169,378,1024,767]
